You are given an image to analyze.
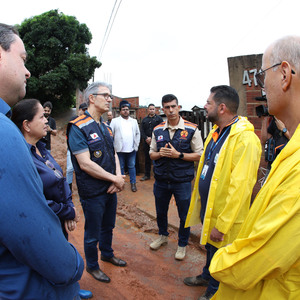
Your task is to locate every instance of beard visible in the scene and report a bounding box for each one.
[207,110,219,124]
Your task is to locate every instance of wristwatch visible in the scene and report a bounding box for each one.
[179,152,184,159]
[282,128,287,134]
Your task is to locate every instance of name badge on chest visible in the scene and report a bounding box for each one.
[200,164,209,180]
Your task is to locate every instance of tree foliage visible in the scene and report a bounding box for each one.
[18,9,101,110]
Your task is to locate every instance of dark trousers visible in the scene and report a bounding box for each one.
[80,193,117,270]
[200,243,219,294]
[153,180,191,246]
[143,142,151,177]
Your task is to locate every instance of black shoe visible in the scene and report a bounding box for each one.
[184,275,209,287]
[101,255,127,267]
[86,266,110,283]
[140,175,150,181]
[131,183,137,192]
[198,290,214,300]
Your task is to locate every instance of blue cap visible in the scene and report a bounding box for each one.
[120,100,130,109]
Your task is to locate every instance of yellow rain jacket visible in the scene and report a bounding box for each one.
[210,125,300,300]
[185,117,261,248]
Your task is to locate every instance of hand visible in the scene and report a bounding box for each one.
[159,143,179,158]
[274,117,285,131]
[73,207,80,223]
[107,183,122,194]
[210,227,224,242]
[46,124,51,132]
[167,143,180,158]
[113,174,125,190]
[65,220,76,232]
[146,137,151,145]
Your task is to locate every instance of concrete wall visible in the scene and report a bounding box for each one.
[228,54,263,137]
[228,53,267,198]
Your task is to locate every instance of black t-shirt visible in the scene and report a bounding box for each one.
[265,117,288,168]
[141,114,163,141]
[40,116,56,150]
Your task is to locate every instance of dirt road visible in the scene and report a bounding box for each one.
[51,112,206,300]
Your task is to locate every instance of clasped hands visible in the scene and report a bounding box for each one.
[107,174,125,194]
[159,143,179,158]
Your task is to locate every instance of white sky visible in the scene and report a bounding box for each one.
[3,0,300,109]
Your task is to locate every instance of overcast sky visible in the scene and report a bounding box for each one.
[3,0,300,109]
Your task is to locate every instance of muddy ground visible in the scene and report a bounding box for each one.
[51,110,207,300]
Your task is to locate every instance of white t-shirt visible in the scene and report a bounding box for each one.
[121,118,134,152]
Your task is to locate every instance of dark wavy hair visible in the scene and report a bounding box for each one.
[11,99,41,132]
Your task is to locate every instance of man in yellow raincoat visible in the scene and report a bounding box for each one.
[184,85,261,300]
[209,36,300,300]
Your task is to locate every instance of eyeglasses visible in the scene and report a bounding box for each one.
[93,93,113,100]
[45,160,63,178]
[256,63,296,88]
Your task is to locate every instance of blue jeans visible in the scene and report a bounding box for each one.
[117,151,136,183]
[200,243,219,295]
[153,180,191,246]
[80,193,117,270]
[66,150,74,184]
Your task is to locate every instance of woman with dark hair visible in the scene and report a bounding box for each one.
[12,98,92,300]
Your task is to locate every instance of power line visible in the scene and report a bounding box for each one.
[98,0,123,60]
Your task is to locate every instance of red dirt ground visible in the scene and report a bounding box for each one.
[51,111,207,300]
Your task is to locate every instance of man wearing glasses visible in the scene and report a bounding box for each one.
[67,82,126,284]
[209,36,300,299]
[110,100,141,192]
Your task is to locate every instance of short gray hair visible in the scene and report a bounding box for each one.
[84,81,112,105]
[0,23,18,51]
[270,36,300,74]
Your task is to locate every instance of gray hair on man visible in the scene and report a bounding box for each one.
[270,36,300,74]
[84,82,112,105]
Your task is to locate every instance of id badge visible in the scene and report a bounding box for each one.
[200,164,209,180]
[214,153,219,164]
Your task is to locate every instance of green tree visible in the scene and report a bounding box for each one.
[18,9,101,111]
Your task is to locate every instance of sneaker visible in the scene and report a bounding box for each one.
[150,235,168,250]
[175,246,186,260]
[183,275,209,286]
[198,290,214,300]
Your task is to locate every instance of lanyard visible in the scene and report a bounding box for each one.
[206,118,238,162]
